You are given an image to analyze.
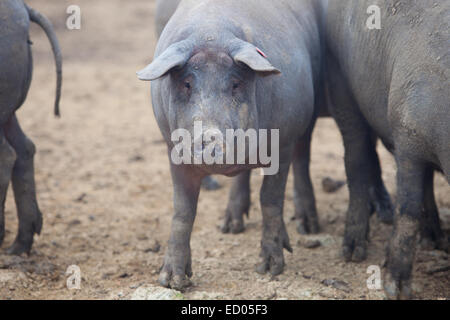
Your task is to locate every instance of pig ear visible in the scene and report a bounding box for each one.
[137,40,193,81]
[231,40,281,76]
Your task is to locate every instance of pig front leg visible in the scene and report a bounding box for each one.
[256,159,292,276]
[384,154,424,300]
[327,57,391,262]
[159,163,202,290]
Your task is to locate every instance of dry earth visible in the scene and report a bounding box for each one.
[0,0,448,300]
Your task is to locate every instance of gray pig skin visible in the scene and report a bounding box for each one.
[140,0,325,290]
[156,0,222,192]
[323,0,449,299]
[0,0,62,254]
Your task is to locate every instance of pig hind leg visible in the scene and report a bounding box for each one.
[201,176,221,191]
[384,154,426,300]
[368,137,394,225]
[221,170,251,234]
[327,58,391,262]
[419,168,449,252]
[4,115,42,255]
[0,127,16,247]
[292,124,320,234]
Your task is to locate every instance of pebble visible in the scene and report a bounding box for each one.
[303,240,321,249]
[130,286,184,300]
[322,177,346,193]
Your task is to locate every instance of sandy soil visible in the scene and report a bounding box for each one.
[0,0,448,300]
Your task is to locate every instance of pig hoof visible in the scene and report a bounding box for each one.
[201,176,221,191]
[221,218,245,234]
[255,251,285,276]
[158,258,193,291]
[342,243,367,262]
[159,270,192,291]
[342,237,368,262]
[255,258,284,276]
[6,213,41,255]
[295,218,320,235]
[159,271,192,291]
[384,273,413,300]
[256,231,292,276]
[221,201,248,234]
[7,237,33,256]
[342,222,369,262]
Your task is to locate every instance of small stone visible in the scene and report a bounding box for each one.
[144,240,161,253]
[137,234,149,241]
[322,177,346,193]
[129,155,145,162]
[130,283,142,289]
[321,278,351,293]
[74,193,87,203]
[68,219,82,227]
[299,290,312,298]
[130,286,184,300]
[190,291,224,300]
[303,240,321,249]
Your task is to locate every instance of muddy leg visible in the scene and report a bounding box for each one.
[256,159,292,276]
[4,116,42,255]
[327,57,391,262]
[384,156,424,300]
[292,130,319,235]
[221,170,251,234]
[369,137,394,225]
[0,129,16,247]
[159,163,202,291]
[419,168,448,252]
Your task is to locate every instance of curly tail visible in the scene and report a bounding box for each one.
[26,5,62,117]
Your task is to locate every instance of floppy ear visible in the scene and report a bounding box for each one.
[230,39,281,76]
[137,40,193,81]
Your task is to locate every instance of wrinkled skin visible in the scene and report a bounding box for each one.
[324,0,449,299]
[139,0,326,290]
[0,0,62,254]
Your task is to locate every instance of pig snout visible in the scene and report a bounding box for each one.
[192,127,226,163]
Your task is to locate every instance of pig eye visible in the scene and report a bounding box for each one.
[184,82,191,90]
[232,81,241,90]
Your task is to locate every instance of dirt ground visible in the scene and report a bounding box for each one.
[0,0,448,300]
